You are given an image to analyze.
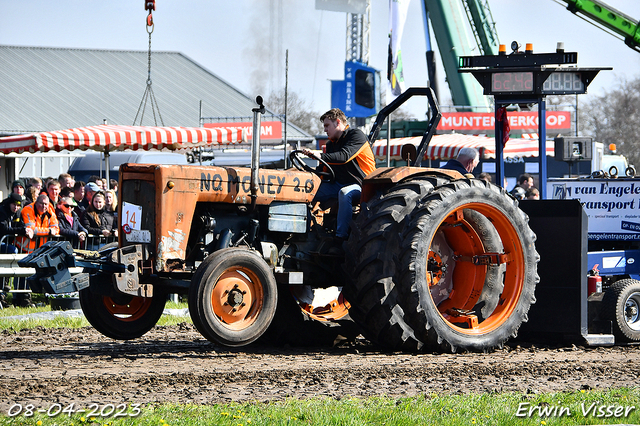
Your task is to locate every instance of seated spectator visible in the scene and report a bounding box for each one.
[56,195,87,247]
[81,191,118,238]
[18,193,59,253]
[0,193,33,253]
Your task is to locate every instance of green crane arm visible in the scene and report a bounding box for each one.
[463,0,500,56]
[423,0,493,110]
[559,0,640,52]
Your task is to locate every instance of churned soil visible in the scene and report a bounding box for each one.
[0,324,638,412]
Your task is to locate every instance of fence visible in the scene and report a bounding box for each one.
[0,234,117,295]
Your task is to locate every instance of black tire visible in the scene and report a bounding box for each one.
[343,176,446,351]
[396,179,539,352]
[79,287,167,340]
[188,248,277,347]
[602,278,640,342]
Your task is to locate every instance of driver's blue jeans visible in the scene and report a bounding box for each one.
[313,182,361,239]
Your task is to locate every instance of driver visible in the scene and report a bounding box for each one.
[303,108,376,252]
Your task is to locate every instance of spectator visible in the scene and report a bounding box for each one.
[60,187,73,199]
[525,187,540,200]
[1,193,35,307]
[510,173,534,200]
[28,177,43,192]
[11,179,25,197]
[56,195,87,246]
[88,175,103,190]
[25,186,39,206]
[25,177,43,205]
[18,193,59,253]
[478,172,492,183]
[105,189,118,228]
[46,179,61,209]
[73,181,85,207]
[0,193,33,253]
[110,179,118,193]
[81,191,117,238]
[441,148,479,177]
[58,173,75,191]
[77,182,99,216]
[101,178,108,190]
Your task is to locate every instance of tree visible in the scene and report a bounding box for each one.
[265,90,322,136]
[580,76,640,167]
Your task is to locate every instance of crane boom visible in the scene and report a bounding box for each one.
[558,0,640,52]
[463,0,500,56]
[422,0,491,110]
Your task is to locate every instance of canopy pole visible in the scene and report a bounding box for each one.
[105,148,111,190]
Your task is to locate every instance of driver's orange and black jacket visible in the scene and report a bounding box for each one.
[320,127,376,186]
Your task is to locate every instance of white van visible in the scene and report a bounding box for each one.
[68,151,190,183]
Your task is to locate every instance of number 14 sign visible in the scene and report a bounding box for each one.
[122,202,142,232]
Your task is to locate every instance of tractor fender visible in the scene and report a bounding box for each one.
[361,166,464,203]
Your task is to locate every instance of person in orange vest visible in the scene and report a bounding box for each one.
[18,193,59,253]
[302,108,376,253]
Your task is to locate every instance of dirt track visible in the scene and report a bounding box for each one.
[0,324,638,414]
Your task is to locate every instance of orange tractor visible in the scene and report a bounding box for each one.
[22,89,538,352]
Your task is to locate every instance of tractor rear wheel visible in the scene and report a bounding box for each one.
[602,278,640,342]
[188,248,277,347]
[79,287,166,340]
[396,179,539,352]
[343,177,445,351]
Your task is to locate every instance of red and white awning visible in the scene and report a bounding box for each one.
[372,134,554,161]
[0,124,246,155]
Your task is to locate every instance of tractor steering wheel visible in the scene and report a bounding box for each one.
[289,150,335,183]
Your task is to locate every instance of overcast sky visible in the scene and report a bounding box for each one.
[1,0,638,121]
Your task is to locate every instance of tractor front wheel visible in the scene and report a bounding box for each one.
[188,248,277,347]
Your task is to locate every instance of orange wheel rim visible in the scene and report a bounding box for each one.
[103,296,153,322]
[211,267,263,331]
[299,291,351,322]
[429,203,524,335]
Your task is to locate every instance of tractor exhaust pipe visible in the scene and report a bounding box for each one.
[250,96,265,210]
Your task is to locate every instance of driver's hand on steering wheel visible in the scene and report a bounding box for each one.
[301,149,314,157]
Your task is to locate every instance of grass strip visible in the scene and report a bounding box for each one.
[0,388,638,425]
[0,301,191,332]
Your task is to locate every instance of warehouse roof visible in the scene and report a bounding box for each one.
[0,45,311,142]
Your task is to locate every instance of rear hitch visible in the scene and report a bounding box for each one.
[18,241,88,294]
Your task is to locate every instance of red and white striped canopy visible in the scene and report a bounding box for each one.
[372,134,554,161]
[0,124,246,154]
